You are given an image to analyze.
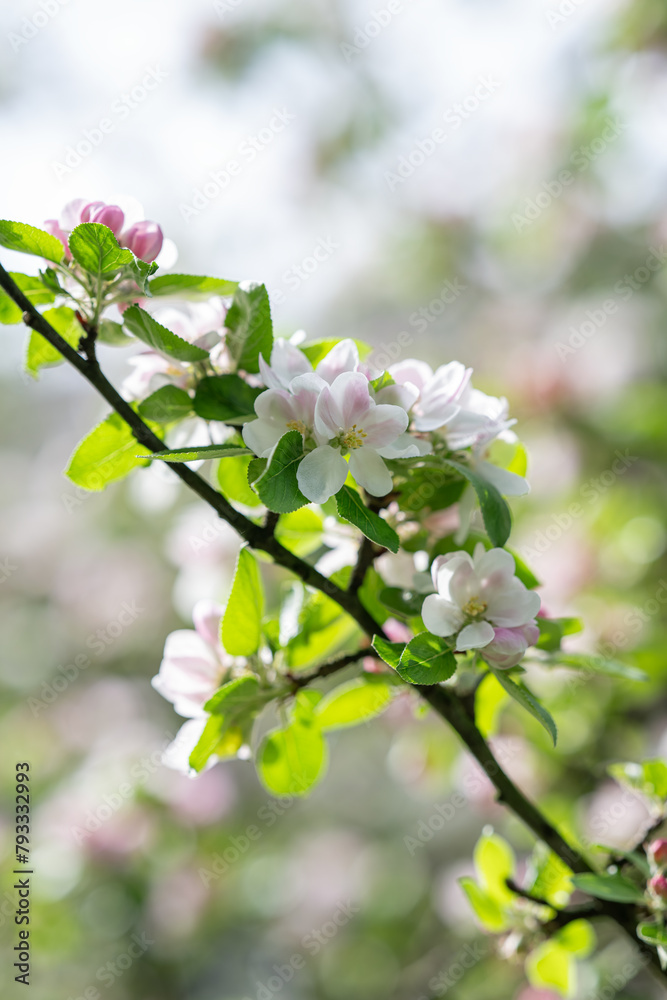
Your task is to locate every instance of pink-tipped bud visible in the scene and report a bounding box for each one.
[649,872,667,901]
[83,202,125,237]
[121,220,163,262]
[649,839,667,869]
[482,623,540,669]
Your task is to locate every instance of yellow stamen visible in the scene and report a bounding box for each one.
[341,424,368,450]
[287,420,308,435]
[463,597,488,618]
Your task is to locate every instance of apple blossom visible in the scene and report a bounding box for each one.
[297,371,410,503]
[384,359,471,432]
[242,373,322,458]
[259,336,363,390]
[480,623,540,669]
[151,599,242,717]
[421,544,541,652]
[121,219,164,262]
[649,839,667,869]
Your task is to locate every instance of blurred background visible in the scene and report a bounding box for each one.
[1,0,667,996]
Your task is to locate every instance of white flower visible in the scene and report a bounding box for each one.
[421,544,540,651]
[259,337,362,390]
[384,359,472,432]
[242,373,322,458]
[296,371,409,503]
[151,600,241,717]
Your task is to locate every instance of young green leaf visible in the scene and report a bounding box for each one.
[371,635,406,670]
[193,374,263,422]
[150,444,252,462]
[525,940,574,997]
[258,695,328,796]
[274,508,323,555]
[217,452,263,507]
[553,652,647,683]
[284,587,359,669]
[474,831,516,907]
[138,385,194,424]
[0,220,65,263]
[129,257,159,294]
[300,338,371,366]
[554,919,595,958]
[254,431,309,513]
[123,304,209,362]
[204,675,263,714]
[570,872,646,903]
[378,587,425,618]
[225,282,273,374]
[221,547,264,656]
[458,878,509,933]
[397,632,457,685]
[608,759,667,801]
[66,411,152,490]
[188,714,244,772]
[149,273,238,298]
[536,616,583,651]
[315,677,393,731]
[189,676,273,772]
[489,668,558,746]
[443,458,511,547]
[25,306,81,378]
[98,319,133,345]
[68,223,134,277]
[0,273,54,325]
[637,922,667,948]
[335,485,399,553]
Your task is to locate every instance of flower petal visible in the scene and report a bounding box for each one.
[316,339,360,383]
[296,446,349,503]
[360,403,409,448]
[422,595,464,637]
[475,459,530,497]
[348,448,392,497]
[485,583,541,627]
[456,621,495,650]
[328,371,373,429]
[192,599,225,648]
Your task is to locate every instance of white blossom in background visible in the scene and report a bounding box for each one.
[422,544,540,659]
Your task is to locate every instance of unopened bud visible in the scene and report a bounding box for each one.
[121,221,163,262]
[649,839,667,869]
[649,872,667,901]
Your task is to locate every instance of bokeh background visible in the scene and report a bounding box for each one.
[1,0,667,997]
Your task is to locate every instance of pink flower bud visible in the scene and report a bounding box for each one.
[482,623,540,669]
[649,839,667,869]
[82,202,125,237]
[649,873,667,901]
[121,220,163,262]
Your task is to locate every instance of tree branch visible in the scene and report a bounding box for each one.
[5,259,663,979]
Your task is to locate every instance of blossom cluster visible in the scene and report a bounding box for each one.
[45,198,164,262]
[243,337,528,504]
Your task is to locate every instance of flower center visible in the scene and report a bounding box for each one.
[341,424,367,450]
[287,419,308,435]
[462,597,488,618]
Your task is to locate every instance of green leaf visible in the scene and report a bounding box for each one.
[149,273,238,298]
[258,694,328,796]
[254,430,309,513]
[138,385,194,423]
[489,667,557,746]
[0,220,64,263]
[225,282,273,374]
[217,452,263,507]
[123,304,209,362]
[608,759,667,801]
[204,674,263,714]
[0,272,54,325]
[458,877,509,933]
[66,411,152,490]
[527,845,573,908]
[552,652,647,683]
[25,306,81,378]
[474,672,509,739]
[371,635,406,670]
[555,919,595,958]
[378,587,425,618]
[129,257,159,294]
[315,677,393,731]
[526,940,574,998]
[570,872,646,903]
[221,547,264,656]
[68,223,134,277]
[637,921,667,948]
[284,587,359,670]
[370,371,395,392]
[149,443,252,462]
[193,374,263,422]
[335,485,399,553]
[274,508,323,555]
[397,632,457,685]
[443,458,512,547]
[475,831,516,906]
[98,319,133,345]
[536,616,583,651]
